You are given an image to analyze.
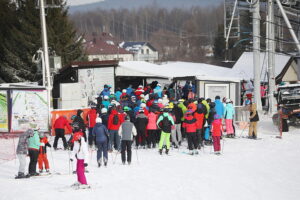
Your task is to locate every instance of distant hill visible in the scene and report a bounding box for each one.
[69,0,223,13]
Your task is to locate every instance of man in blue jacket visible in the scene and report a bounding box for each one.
[92,118,109,167]
[214,96,224,118]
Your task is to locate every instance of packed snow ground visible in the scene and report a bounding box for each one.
[0,117,300,200]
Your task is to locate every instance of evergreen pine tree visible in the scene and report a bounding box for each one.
[0,0,85,83]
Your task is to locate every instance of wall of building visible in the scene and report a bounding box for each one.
[88,54,133,62]
[134,45,158,62]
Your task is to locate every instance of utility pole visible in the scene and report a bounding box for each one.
[252,0,262,110]
[267,0,276,114]
[39,0,52,130]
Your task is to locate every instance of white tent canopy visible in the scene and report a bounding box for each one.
[232,52,291,81]
[117,61,242,82]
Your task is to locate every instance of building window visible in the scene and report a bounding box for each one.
[141,49,144,54]
[146,49,149,54]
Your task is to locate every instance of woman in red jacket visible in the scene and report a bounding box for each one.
[211,114,223,155]
[182,110,198,155]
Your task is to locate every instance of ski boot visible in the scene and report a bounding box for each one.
[194,150,199,155]
[15,172,27,179]
[189,150,194,155]
[159,149,162,155]
[166,149,169,155]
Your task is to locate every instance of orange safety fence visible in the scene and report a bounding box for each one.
[51,108,91,135]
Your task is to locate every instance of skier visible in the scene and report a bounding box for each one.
[70,131,89,189]
[100,84,111,97]
[211,114,223,155]
[224,99,235,138]
[100,107,109,128]
[182,110,198,155]
[28,128,44,176]
[119,115,137,165]
[73,109,87,142]
[194,103,205,148]
[92,117,109,167]
[135,109,148,149]
[135,85,144,100]
[53,115,72,150]
[86,107,98,148]
[15,126,34,179]
[172,101,183,146]
[102,95,110,109]
[38,132,51,173]
[107,105,123,152]
[157,108,174,155]
[248,103,259,139]
[214,96,224,119]
[146,110,158,148]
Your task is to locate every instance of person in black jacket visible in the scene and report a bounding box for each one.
[73,109,87,141]
[92,118,109,167]
[135,109,149,149]
[100,107,109,128]
[172,101,183,146]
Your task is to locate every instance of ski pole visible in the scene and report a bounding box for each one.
[221,137,225,154]
[68,150,71,175]
[238,122,249,138]
[135,144,139,165]
[49,147,55,172]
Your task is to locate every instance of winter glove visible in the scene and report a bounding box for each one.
[84,163,88,167]
[70,159,73,162]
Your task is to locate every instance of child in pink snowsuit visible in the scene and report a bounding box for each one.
[71,131,89,187]
[211,115,223,155]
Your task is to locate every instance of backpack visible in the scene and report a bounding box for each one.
[160,116,172,133]
[112,114,119,125]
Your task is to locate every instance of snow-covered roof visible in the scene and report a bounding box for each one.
[232,52,291,81]
[117,61,242,82]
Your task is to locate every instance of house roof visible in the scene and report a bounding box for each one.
[84,32,132,56]
[232,52,292,81]
[84,40,132,55]
[121,42,157,52]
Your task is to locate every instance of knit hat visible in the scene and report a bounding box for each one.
[226,98,231,103]
[104,95,109,100]
[122,89,127,93]
[96,117,102,123]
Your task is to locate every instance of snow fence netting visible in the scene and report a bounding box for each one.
[0,134,18,164]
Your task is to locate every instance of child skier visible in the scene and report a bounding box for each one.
[182,110,198,155]
[70,129,89,189]
[211,114,223,155]
[157,108,174,155]
[38,132,51,173]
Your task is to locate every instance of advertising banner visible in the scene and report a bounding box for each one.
[0,91,8,132]
[11,90,48,132]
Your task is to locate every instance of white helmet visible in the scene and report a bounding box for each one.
[101,108,107,113]
[122,89,127,93]
[104,95,109,100]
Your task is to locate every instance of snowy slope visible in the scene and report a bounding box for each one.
[0,118,300,200]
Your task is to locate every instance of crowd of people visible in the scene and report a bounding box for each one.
[15,81,259,189]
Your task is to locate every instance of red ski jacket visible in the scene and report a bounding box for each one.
[194,112,204,130]
[108,110,124,130]
[87,109,97,128]
[53,116,72,132]
[182,115,197,133]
